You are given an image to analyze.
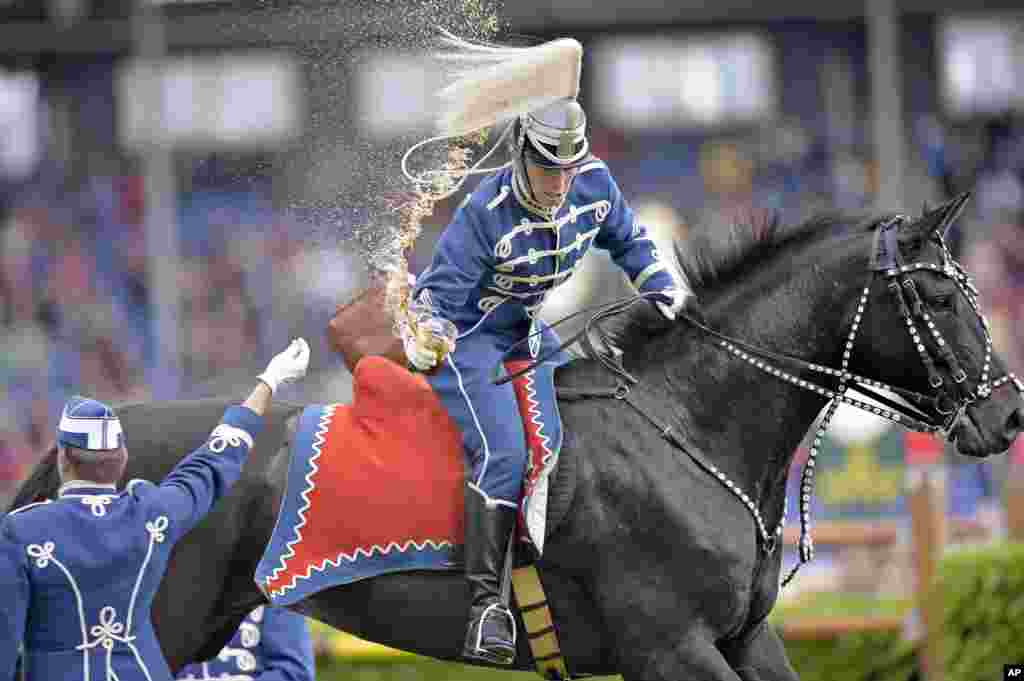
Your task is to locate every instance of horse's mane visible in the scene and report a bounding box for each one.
[607,209,880,349]
[677,210,879,296]
[5,445,60,513]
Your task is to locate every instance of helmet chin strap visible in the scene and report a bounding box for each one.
[512,160,559,218]
[511,142,574,218]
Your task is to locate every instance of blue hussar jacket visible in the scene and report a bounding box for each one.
[176,606,314,681]
[0,405,264,681]
[413,160,677,337]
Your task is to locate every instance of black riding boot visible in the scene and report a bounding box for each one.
[462,484,517,665]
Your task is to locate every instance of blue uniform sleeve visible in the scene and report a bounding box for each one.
[255,608,315,681]
[0,524,28,681]
[147,405,264,541]
[414,200,493,320]
[593,172,676,295]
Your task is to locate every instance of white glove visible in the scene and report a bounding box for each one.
[258,338,311,394]
[654,288,691,321]
[402,320,455,372]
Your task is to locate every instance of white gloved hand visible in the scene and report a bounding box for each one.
[258,338,311,394]
[654,288,691,321]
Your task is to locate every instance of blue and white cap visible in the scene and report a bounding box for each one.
[57,396,124,452]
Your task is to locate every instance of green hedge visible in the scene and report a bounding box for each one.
[937,543,1024,681]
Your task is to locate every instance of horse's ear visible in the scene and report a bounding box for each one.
[917,192,970,238]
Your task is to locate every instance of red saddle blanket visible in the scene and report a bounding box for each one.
[255,354,563,605]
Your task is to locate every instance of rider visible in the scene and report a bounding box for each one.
[0,338,311,681]
[405,96,698,664]
[175,606,315,681]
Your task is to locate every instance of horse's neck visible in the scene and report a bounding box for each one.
[651,243,865,514]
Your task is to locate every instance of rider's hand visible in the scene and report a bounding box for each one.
[651,288,690,321]
[651,288,705,326]
[402,322,454,372]
[258,338,311,394]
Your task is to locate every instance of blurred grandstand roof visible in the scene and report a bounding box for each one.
[0,0,1021,57]
[503,0,1024,29]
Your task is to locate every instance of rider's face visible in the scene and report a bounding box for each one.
[525,161,577,209]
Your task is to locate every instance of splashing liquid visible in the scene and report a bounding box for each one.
[379,132,488,339]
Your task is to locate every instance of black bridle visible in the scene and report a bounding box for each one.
[497,216,1021,586]
[765,216,1021,583]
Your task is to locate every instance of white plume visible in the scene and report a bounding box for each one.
[434,29,583,137]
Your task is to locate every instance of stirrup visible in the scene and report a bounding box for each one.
[464,603,517,665]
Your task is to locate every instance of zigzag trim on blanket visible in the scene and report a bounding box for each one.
[266,538,455,599]
[264,404,337,587]
[523,369,556,480]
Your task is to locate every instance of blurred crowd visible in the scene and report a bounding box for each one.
[962,116,1024,381]
[0,166,366,505]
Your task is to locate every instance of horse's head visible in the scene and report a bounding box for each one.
[852,193,1024,458]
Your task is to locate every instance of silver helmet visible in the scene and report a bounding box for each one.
[510,98,591,212]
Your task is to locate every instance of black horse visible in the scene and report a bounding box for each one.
[10,197,1023,680]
